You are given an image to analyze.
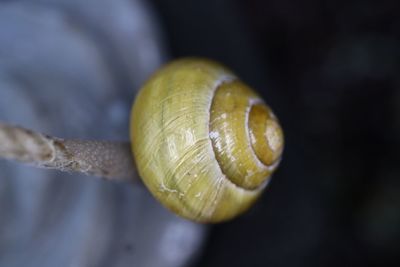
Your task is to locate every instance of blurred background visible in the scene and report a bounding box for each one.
[0,0,399,266]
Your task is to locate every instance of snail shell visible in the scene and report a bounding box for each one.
[130,58,283,223]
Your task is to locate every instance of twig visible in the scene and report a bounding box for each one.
[0,122,137,182]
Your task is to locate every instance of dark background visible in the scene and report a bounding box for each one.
[150,0,400,266]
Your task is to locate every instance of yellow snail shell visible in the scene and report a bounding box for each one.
[130,58,284,223]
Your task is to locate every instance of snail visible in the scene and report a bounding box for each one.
[0,58,283,223]
[131,58,284,223]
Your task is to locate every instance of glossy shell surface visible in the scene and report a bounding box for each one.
[131,59,283,222]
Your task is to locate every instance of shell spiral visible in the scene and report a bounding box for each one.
[130,58,283,223]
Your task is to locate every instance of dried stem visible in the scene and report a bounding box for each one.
[0,122,137,182]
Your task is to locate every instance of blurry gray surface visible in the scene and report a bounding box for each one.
[0,1,206,267]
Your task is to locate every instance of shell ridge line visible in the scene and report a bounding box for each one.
[196,173,226,221]
[165,138,209,190]
[243,101,272,186]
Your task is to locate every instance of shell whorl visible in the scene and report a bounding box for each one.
[131,58,283,223]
